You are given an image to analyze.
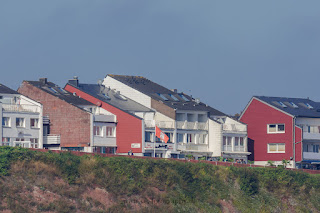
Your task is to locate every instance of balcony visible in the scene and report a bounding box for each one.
[144,120,174,129]
[303,152,320,160]
[177,143,209,152]
[93,137,116,147]
[223,124,247,133]
[176,121,208,130]
[94,114,116,123]
[303,132,320,140]
[144,142,175,150]
[2,104,40,113]
[43,135,60,145]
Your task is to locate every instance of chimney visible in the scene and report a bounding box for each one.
[39,78,47,85]
[68,76,79,87]
[171,89,178,93]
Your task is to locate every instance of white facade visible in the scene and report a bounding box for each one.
[103,75,250,161]
[1,93,43,149]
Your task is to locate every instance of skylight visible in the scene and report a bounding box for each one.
[169,94,179,101]
[179,94,190,102]
[157,93,168,101]
[290,102,298,108]
[58,87,68,93]
[305,103,313,109]
[49,87,58,93]
[102,93,111,100]
[278,101,287,108]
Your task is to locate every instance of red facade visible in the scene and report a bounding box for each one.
[240,98,302,162]
[65,85,143,154]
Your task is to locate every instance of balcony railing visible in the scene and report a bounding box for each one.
[2,104,41,113]
[93,137,116,147]
[43,135,60,144]
[144,120,174,129]
[303,152,320,160]
[94,114,116,123]
[176,121,208,130]
[177,143,209,152]
[223,124,247,132]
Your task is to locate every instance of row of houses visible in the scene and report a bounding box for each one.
[1,74,319,169]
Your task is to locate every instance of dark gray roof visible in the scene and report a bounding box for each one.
[255,96,320,118]
[108,75,225,116]
[0,83,19,94]
[25,80,94,106]
[67,83,153,113]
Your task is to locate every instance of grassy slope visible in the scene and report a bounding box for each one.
[0,147,319,213]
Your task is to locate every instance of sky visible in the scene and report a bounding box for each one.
[1,1,320,115]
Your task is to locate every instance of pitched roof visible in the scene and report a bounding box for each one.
[25,80,94,106]
[67,83,153,113]
[108,75,225,116]
[0,83,19,95]
[254,96,320,118]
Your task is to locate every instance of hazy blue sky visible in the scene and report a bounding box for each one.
[1,1,320,115]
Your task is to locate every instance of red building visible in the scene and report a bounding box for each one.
[65,77,154,156]
[239,96,320,169]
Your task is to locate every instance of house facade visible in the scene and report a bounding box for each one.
[239,96,320,169]
[18,78,117,153]
[65,77,154,156]
[101,74,250,161]
[0,83,43,148]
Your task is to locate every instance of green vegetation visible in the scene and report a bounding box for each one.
[0,146,319,212]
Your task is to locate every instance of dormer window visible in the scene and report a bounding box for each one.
[305,103,313,109]
[179,94,190,102]
[290,102,298,108]
[169,94,179,101]
[157,93,168,101]
[278,101,287,108]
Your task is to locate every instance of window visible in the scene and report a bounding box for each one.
[157,93,168,101]
[2,138,10,146]
[305,103,313,109]
[177,133,184,143]
[2,117,10,127]
[106,127,115,137]
[268,143,285,153]
[145,132,154,142]
[278,101,287,108]
[234,137,245,151]
[16,118,25,128]
[267,124,285,133]
[165,132,173,143]
[199,134,207,144]
[223,136,232,151]
[49,87,58,93]
[179,94,190,102]
[30,138,39,148]
[290,102,298,108]
[187,134,194,143]
[169,94,179,101]
[93,126,103,136]
[30,118,39,128]
[58,87,68,93]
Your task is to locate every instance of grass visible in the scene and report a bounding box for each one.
[0,146,319,212]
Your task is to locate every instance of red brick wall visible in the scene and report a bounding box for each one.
[64,84,143,154]
[18,82,91,147]
[240,98,294,162]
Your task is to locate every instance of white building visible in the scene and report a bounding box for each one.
[102,75,250,161]
[0,83,43,148]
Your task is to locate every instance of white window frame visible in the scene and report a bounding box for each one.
[30,118,39,128]
[93,126,103,137]
[267,124,285,134]
[16,118,25,128]
[106,126,115,137]
[267,143,285,153]
[2,117,11,127]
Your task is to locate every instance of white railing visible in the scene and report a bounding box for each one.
[2,104,41,113]
[303,132,320,140]
[303,152,320,160]
[176,121,208,130]
[93,137,116,147]
[94,114,116,123]
[223,145,232,152]
[177,143,209,152]
[223,124,247,132]
[144,120,174,129]
[234,146,245,152]
[43,135,60,144]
